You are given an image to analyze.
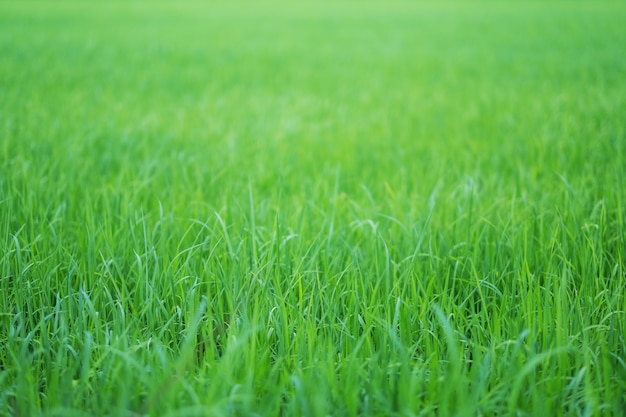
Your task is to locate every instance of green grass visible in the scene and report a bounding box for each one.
[1,1,625,416]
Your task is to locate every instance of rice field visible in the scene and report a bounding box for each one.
[1,1,625,416]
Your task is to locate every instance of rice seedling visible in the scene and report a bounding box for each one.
[1,1,625,416]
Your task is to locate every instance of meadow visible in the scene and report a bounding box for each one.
[1,1,625,416]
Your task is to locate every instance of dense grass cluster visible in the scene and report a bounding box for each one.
[1,2,625,416]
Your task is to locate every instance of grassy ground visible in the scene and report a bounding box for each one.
[1,1,625,416]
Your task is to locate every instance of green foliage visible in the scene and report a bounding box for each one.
[1,1,625,416]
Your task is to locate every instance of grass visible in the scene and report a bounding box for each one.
[1,1,625,416]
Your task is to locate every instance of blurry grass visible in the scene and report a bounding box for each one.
[1,1,625,416]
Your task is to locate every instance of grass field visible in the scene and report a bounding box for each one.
[1,1,626,416]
